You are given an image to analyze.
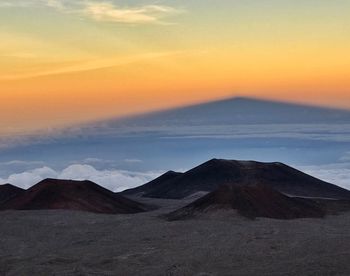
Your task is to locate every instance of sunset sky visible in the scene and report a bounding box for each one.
[1,0,350,133]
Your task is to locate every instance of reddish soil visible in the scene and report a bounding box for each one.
[123,159,350,200]
[1,178,150,214]
[167,184,326,220]
[0,184,25,205]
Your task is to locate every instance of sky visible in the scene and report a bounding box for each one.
[1,0,350,134]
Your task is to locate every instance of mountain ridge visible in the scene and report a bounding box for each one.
[0,184,25,205]
[166,184,326,220]
[122,159,350,200]
[0,178,151,214]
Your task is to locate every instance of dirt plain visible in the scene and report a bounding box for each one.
[1,197,350,276]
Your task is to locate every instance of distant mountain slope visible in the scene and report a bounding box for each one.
[122,171,183,197]
[166,185,325,220]
[110,97,350,127]
[0,184,25,205]
[1,179,150,214]
[122,159,350,200]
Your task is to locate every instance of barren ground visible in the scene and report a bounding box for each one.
[1,198,350,276]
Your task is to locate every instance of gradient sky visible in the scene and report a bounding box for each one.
[1,0,350,134]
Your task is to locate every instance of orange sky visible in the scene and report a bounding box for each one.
[1,0,350,134]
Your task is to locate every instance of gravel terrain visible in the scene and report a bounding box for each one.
[1,198,350,276]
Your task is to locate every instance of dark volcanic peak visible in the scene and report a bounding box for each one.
[0,178,150,214]
[122,170,183,196]
[0,184,25,205]
[167,185,325,220]
[123,159,350,200]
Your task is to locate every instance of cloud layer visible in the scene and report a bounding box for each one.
[0,164,161,192]
[299,163,350,190]
[0,0,183,24]
[1,161,349,194]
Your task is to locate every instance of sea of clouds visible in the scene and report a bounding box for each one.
[1,160,349,192]
[299,163,350,190]
[0,163,162,192]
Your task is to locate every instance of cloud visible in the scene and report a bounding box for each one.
[0,164,161,192]
[83,2,182,24]
[298,163,350,190]
[0,50,190,81]
[1,167,57,189]
[44,0,66,10]
[0,0,183,25]
[0,160,44,166]
[340,152,350,162]
[0,0,63,8]
[124,159,143,164]
[0,160,47,177]
[3,162,349,194]
[77,157,116,166]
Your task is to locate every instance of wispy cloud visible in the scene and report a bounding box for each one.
[0,0,184,25]
[0,50,192,80]
[44,0,66,10]
[83,2,182,24]
[340,151,350,162]
[0,1,29,7]
[0,0,62,8]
